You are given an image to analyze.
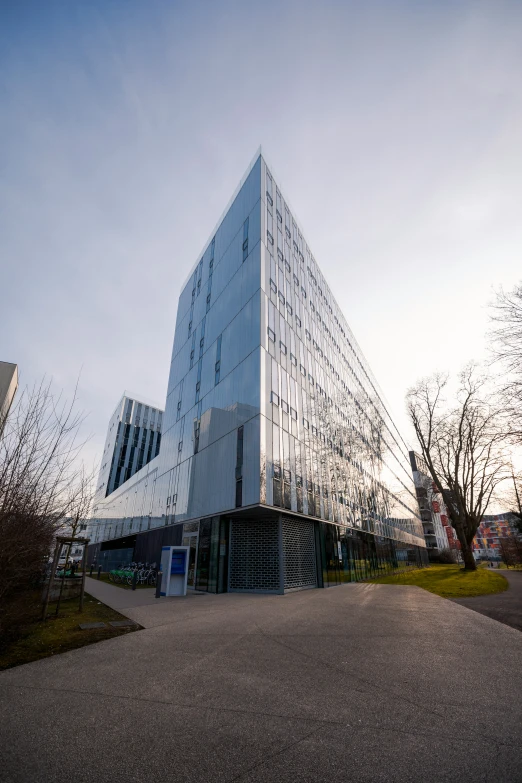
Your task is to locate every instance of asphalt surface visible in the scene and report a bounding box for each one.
[1,581,521,783]
[453,569,522,631]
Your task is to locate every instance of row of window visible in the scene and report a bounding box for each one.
[265,168,411,478]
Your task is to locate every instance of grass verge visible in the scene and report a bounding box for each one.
[368,564,509,598]
[0,593,140,671]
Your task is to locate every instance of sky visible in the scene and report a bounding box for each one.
[1,0,521,471]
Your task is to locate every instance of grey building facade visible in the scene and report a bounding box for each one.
[87,150,427,589]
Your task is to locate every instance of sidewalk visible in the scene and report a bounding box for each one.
[1,581,521,782]
[452,570,522,631]
[84,576,210,628]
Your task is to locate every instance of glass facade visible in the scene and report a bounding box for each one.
[87,150,427,592]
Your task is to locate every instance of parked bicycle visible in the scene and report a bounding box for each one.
[108,562,157,586]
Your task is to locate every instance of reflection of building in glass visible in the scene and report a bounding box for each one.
[87,150,427,592]
[409,451,458,555]
[472,514,520,562]
[94,393,163,501]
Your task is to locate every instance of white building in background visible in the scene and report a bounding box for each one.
[409,451,457,554]
[0,360,18,433]
[94,393,163,502]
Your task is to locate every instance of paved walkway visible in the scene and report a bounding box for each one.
[452,570,522,632]
[83,576,210,625]
[1,583,521,782]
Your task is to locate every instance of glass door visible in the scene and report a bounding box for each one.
[182,534,198,588]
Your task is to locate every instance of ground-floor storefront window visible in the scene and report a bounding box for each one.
[318,522,428,586]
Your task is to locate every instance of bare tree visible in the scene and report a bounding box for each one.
[0,377,89,636]
[489,282,522,443]
[406,366,510,571]
[501,468,522,536]
[52,463,96,616]
[498,536,522,567]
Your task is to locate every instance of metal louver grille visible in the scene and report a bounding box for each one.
[229,520,280,592]
[282,518,317,590]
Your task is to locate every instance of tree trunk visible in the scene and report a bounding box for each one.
[460,542,477,571]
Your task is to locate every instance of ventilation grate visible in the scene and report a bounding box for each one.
[229,520,280,592]
[282,518,317,590]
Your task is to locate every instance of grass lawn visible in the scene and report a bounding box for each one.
[0,593,140,671]
[368,564,509,598]
[94,573,154,590]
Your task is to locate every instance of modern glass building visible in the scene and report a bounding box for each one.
[86,150,427,591]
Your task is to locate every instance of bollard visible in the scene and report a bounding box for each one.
[97,565,102,580]
[155,569,162,599]
[90,564,94,577]
[132,570,138,591]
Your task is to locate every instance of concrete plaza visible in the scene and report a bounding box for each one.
[0,580,521,782]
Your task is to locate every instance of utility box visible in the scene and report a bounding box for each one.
[160,546,189,596]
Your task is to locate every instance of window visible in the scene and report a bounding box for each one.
[266,170,273,199]
[278,291,285,305]
[305,329,311,341]
[193,419,200,454]
[235,479,243,508]
[300,364,306,376]
[281,400,289,414]
[206,293,211,312]
[214,334,222,385]
[295,315,301,328]
[243,217,249,261]
[303,418,310,429]
[290,407,298,420]
[270,279,277,294]
[284,260,291,273]
[290,353,297,366]
[268,327,276,342]
[188,321,192,336]
[270,391,280,405]
[293,274,299,286]
[286,302,293,315]
[280,342,287,355]
[235,426,244,508]
[178,441,183,452]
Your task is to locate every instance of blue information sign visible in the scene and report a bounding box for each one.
[171,551,186,575]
